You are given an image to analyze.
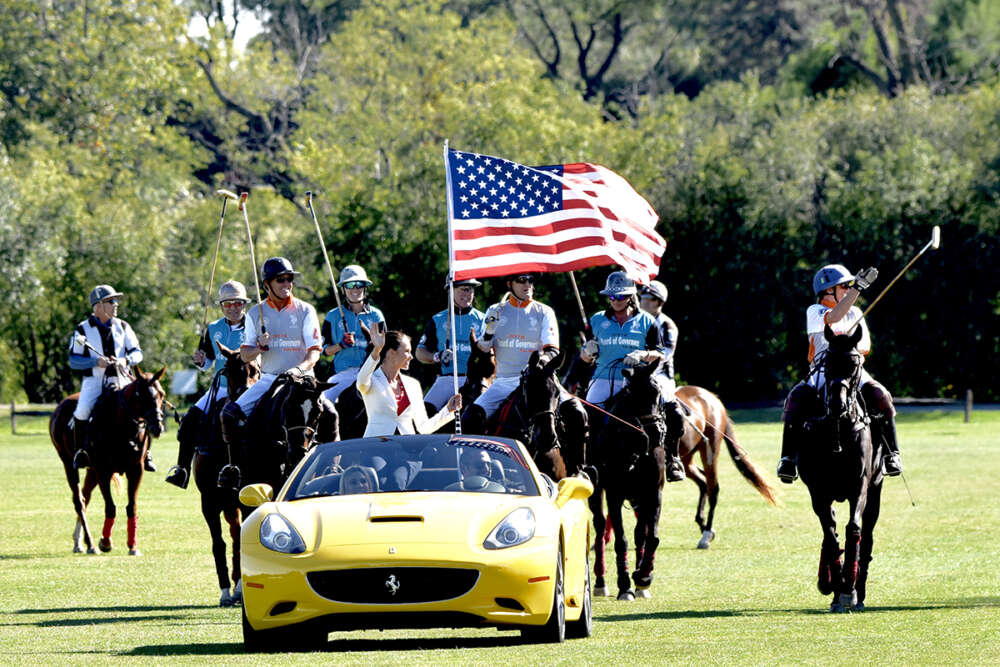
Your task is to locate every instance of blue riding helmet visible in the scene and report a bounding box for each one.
[89,284,124,306]
[599,270,637,297]
[813,264,853,296]
[262,257,301,282]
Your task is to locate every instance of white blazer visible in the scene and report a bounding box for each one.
[356,354,455,437]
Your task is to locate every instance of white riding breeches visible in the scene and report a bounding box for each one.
[73,374,128,421]
[322,367,361,404]
[424,375,465,411]
[234,373,278,414]
[473,375,574,420]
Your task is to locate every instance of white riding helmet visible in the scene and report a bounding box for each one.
[641,280,668,303]
[599,270,637,297]
[338,264,372,287]
[216,280,250,304]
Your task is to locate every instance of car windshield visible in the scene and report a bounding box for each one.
[285,436,540,500]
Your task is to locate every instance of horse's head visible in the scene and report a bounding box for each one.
[821,324,865,425]
[277,373,336,468]
[131,366,167,438]
[460,329,495,405]
[217,342,261,400]
[621,356,663,414]
[518,348,565,453]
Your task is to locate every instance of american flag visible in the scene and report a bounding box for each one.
[445,148,666,283]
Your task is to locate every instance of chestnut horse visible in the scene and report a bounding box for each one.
[674,385,778,549]
[50,367,166,555]
[193,343,260,606]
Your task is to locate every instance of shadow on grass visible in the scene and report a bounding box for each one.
[15,604,216,614]
[129,635,526,656]
[598,596,1000,622]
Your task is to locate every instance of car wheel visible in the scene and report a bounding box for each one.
[521,545,566,644]
[566,548,592,639]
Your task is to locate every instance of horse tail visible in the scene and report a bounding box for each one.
[721,418,779,506]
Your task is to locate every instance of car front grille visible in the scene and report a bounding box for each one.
[307,567,480,604]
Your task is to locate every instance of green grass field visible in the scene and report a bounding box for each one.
[2,408,998,665]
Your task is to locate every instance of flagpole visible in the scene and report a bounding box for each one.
[443,140,462,434]
[567,271,589,345]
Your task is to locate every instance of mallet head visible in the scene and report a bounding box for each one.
[931,225,941,250]
[239,192,248,212]
[216,189,239,201]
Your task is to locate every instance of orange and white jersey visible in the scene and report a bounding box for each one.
[806,303,871,367]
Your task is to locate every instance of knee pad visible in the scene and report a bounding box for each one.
[783,382,819,423]
[861,381,895,417]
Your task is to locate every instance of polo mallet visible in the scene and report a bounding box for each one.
[238,191,268,351]
[860,225,941,321]
[305,191,349,334]
[201,189,237,346]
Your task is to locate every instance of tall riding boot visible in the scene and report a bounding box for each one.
[166,406,205,489]
[461,404,488,435]
[777,421,799,483]
[664,400,686,482]
[878,413,902,476]
[72,419,91,470]
[144,442,158,472]
[218,403,247,490]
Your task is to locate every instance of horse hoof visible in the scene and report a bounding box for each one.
[129,547,142,556]
[220,590,235,607]
[87,547,97,555]
[635,587,652,599]
[617,590,635,602]
[852,602,866,612]
[99,538,112,553]
[593,586,611,597]
[73,545,83,554]
[697,530,715,549]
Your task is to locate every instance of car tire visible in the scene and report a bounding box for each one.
[242,606,325,652]
[521,545,566,644]
[566,548,592,639]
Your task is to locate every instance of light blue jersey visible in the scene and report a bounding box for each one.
[323,305,386,373]
[589,309,662,383]
[418,306,485,375]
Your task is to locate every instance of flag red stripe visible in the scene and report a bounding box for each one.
[454,218,604,240]
[455,236,614,259]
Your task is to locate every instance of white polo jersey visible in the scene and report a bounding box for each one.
[243,297,322,375]
[480,296,559,378]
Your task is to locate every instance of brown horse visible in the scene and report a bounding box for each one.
[193,343,260,605]
[50,367,167,555]
[674,385,778,549]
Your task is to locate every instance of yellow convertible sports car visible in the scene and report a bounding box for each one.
[239,433,594,650]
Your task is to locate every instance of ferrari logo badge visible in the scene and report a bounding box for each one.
[385,574,400,596]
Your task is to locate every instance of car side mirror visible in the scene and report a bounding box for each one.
[239,483,274,507]
[555,475,594,508]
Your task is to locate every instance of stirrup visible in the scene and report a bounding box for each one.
[777,457,797,483]
[144,453,157,472]
[882,453,902,477]
[73,449,90,470]
[165,466,189,489]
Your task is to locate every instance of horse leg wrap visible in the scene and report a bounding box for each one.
[635,548,645,570]
[127,516,138,549]
[102,517,115,541]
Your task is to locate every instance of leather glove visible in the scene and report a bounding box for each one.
[434,349,454,365]
[853,267,878,292]
[341,332,355,347]
[623,350,645,368]
[483,304,502,338]
[583,339,599,359]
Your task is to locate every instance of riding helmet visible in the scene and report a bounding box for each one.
[89,284,124,306]
[262,257,301,282]
[338,264,372,287]
[813,264,853,296]
[599,270,637,297]
[216,280,250,304]
[445,277,482,290]
[641,280,668,303]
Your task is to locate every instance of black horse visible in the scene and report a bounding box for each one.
[225,372,338,500]
[797,325,884,612]
[190,343,260,606]
[586,358,666,601]
[462,346,588,481]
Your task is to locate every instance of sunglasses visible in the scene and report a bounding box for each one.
[273,275,294,284]
[101,298,120,306]
[608,294,630,301]
[512,276,534,284]
[221,300,245,308]
[343,281,367,290]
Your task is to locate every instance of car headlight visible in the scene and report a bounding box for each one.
[484,508,535,549]
[259,513,306,554]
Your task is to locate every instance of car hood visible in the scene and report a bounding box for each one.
[273,492,555,552]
